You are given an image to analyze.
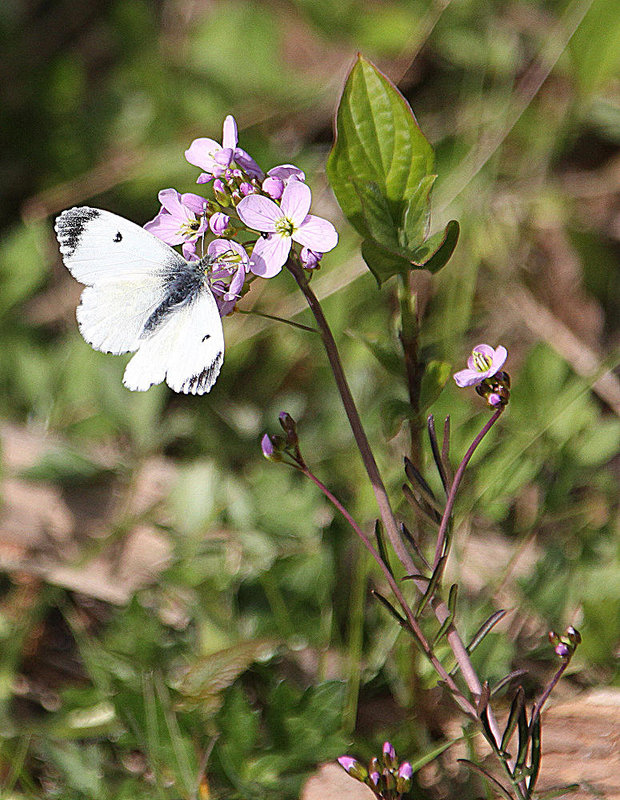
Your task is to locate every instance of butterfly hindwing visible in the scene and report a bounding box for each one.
[122,288,224,395]
[55,206,225,394]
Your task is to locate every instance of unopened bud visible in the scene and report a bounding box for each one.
[213,179,229,206]
[261,434,282,462]
[278,412,298,446]
[396,761,413,793]
[337,756,368,782]
[554,642,571,659]
[262,176,284,200]
[566,626,581,645]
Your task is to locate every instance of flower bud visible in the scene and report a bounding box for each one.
[262,176,284,200]
[396,761,413,793]
[209,212,230,236]
[261,434,282,462]
[554,642,571,659]
[566,626,581,645]
[213,179,229,206]
[300,247,322,270]
[240,182,256,196]
[382,741,396,760]
[337,756,368,782]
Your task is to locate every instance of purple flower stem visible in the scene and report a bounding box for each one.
[432,408,503,572]
[529,658,570,732]
[300,463,476,718]
[287,258,414,572]
[287,258,504,743]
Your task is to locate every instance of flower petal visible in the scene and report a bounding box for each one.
[267,164,306,183]
[280,180,311,225]
[237,194,281,233]
[453,368,484,388]
[144,212,186,245]
[490,345,508,375]
[234,148,264,180]
[223,265,246,300]
[249,234,291,277]
[185,137,221,172]
[222,115,238,150]
[157,188,185,219]
[208,238,248,267]
[181,192,208,216]
[293,214,338,252]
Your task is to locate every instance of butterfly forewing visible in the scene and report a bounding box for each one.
[55,206,225,394]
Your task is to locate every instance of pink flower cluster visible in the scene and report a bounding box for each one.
[144,115,338,316]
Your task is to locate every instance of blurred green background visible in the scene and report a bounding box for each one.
[0,0,619,798]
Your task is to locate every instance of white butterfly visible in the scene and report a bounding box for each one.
[55,206,224,395]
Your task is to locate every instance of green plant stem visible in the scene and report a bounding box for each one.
[300,464,476,718]
[397,273,422,467]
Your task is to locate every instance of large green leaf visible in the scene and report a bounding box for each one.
[327,55,458,281]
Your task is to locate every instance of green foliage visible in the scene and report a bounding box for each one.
[327,56,459,283]
[0,1,618,797]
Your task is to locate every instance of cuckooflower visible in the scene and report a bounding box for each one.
[209,212,230,236]
[207,238,250,315]
[144,189,208,246]
[185,115,263,182]
[236,180,338,277]
[453,343,508,388]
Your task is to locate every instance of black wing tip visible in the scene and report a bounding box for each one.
[55,207,101,257]
[180,352,224,395]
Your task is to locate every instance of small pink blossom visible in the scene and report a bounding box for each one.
[300,246,322,269]
[453,344,508,388]
[144,189,208,246]
[262,176,284,200]
[207,238,250,315]
[185,115,263,182]
[209,212,230,235]
[237,180,338,278]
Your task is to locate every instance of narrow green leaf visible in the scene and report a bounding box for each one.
[448,583,458,617]
[371,590,408,629]
[515,700,529,775]
[467,610,507,654]
[527,713,541,793]
[415,555,446,618]
[407,736,461,773]
[374,519,393,577]
[535,784,580,799]
[501,687,525,754]
[457,760,514,800]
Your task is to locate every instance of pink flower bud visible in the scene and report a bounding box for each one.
[240,182,256,196]
[209,212,230,235]
[382,741,396,760]
[262,176,284,200]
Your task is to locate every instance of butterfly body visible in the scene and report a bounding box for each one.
[55,206,224,395]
